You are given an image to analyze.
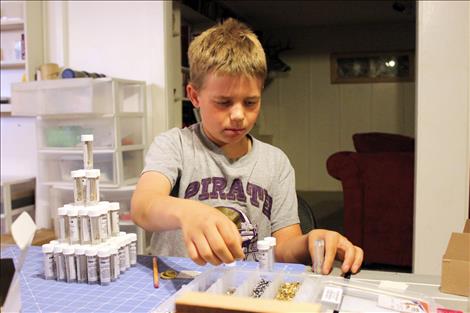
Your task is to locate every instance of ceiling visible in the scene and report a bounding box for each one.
[219,0,415,30]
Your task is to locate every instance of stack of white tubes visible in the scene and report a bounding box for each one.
[42,134,138,286]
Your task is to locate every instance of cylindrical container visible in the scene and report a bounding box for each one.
[127,233,137,266]
[256,240,269,271]
[100,201,112,237]
[49,240,59,245]
[85,169,100,204]
[109,202,120,236]
[81,134,94,170]
[42,243,56,280]
[264,237,277,271]
[98,204,109,242]
[313,239,325,274]
[85,246,99,284]
[57,207,69,243]
[117,238,127,274]
[78,206,91,245]
[75,245,88,283]
[53,244,66,281]
[109,244,120,281]
[67,207,80,245]
[63,246,77,283]
[98,247,111,286]
[118,233,130,270]
[71,169,86,205]
[88,206,102,245]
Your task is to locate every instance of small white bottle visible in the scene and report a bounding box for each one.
[127,233,137,266]
[75,245,88,283]
[99,201,112,237]
[85,169,100,205]
[109,243,120,281]
[42,243,56,280]
[264,237,277,271]
[53,244,66,281]
[81,134,94,170]
[57,207,69,243]
[98,204,109,242]
[256,240,269,271]
[109,202,120,236]
[78,206,91,245]
[85,246,99,284]
[98,246,111,286]
[88,206,102,245]
[71,169,86,205]
[116,237,127,273]
[63,245,77,283]
[67,207,80,245]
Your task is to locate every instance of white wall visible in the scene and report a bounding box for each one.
[253,23,415,191]
[43,0,178,139]
[414,1,470,275]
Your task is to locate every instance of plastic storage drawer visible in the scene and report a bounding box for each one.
[11,78,114,116]
[38,116,145,149]
[115,80,145,113]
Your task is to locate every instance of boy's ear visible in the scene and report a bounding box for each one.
[186,84,200,108]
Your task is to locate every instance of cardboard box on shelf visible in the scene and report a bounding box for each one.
[440,219,470,297]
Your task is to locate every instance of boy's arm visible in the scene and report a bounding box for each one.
[273,224,363,274]
[131,171,244,265]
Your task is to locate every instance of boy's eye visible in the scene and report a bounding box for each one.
[245,100,257,107]
[216,100,231,106]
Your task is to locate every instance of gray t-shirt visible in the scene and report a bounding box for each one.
[142,123,299,260]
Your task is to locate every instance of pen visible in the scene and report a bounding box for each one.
[313,239,325,274]
[153,256,159,288]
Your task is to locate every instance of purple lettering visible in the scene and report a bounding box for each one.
[262,190,272,219]
[198,178,211,200]
[247,183,264,207]
[210,177,227,199]
[184,181,200,199]
[226,178,246,202]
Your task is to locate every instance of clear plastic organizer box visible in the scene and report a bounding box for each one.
[11,78,145,116]
[156,268,437,313]
[38,116,145,149]
[38,150,144,187]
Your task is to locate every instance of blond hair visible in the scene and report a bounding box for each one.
[188,18,267,90]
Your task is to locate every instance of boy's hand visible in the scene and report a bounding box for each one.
[179,202,245,266]
[307,229,363,275]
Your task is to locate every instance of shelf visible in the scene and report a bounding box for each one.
[0,19,24,31]
[1,60,25,69]
[0,104,12,113]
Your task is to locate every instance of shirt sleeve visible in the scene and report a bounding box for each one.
[269,155,300,233]
[142,128,183,188]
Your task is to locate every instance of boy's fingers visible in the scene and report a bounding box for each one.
[186,241,206,266]
[322,233,339,274]
[217,223,245,261]
[352,246,364,273]
[192,233,223,266]
[339,238,355,273]
[205,225,236,264]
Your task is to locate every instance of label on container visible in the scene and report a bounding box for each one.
[87,256,98,282]
[80,217,91,243]
[321,286,343,305]
[69,216,79,243]
[99,257,111,283]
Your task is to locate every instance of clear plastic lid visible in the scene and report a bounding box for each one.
[71,169,86,178]
[85,247,98,256]
[98,246,111,258]
[257,240,269,251]
[53,244,67,253]
[88,207,102,217]
[63,246,75,255]
[42,243,54,253]
[110,202,120,211]
[77,206,88,216]
[127,233,137,242]
[67,207,78,216]
[57,207,68,216]
[85,169,100,178]
[74,245,88,255]
[81,134,94,142]
[264,237,277,246]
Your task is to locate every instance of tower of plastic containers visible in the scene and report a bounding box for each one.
[42,135,138,286]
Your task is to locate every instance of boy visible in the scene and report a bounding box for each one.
[131,18,363,274]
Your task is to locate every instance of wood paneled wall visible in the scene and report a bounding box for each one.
[252,24,415,191]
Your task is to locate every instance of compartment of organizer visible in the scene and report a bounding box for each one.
[118,116,145,146]
[11,78,114,116]
[38,151,116,185]
[38,117,115,149]
[122,149,144,184]
[115,80,145,113]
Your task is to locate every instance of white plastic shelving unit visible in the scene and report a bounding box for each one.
[11,77,148,252]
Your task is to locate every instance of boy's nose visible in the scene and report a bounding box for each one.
[230,104,245,121]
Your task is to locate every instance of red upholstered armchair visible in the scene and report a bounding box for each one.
[327,133,414,268]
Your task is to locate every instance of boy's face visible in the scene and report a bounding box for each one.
[187,73,262,147]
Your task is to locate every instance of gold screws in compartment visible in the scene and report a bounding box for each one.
[275,281,301,301]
